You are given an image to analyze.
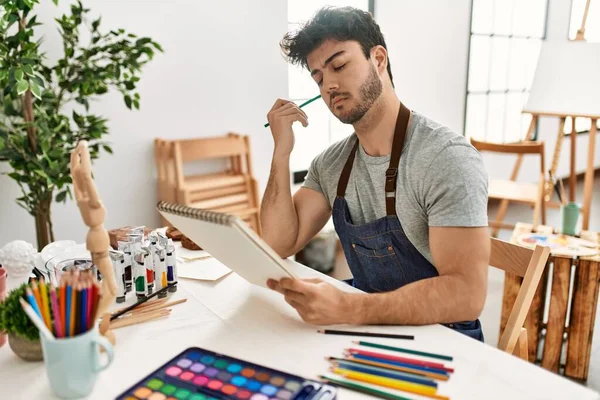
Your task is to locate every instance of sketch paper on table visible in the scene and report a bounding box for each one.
[177,257,232,281]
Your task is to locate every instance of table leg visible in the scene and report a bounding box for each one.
[581,120,597,231]
[542,257,572,372]
[565,260,600,381]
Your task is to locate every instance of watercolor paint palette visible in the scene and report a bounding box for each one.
[115,347,337,400]
[517,233,598,257]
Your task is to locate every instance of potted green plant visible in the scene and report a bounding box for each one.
[0,283,42,361]
[0,0,162,250]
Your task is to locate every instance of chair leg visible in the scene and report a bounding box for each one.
[513,327,529,361]
[492,199,511,237]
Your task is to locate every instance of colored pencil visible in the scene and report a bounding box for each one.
[60,282,66,338]
[354,340,453,361]
[331,368,447,399]
[38,279,52,329]
[334,357,449,381]
[86,279,92,329]
[49,284,62,338]
[347,348,453,372]
[65,283,72,337]
[318,329,414,340]
[320,375,413,400]
[31,280,43,315]
[69,283,77,337]
[330,360,437,388]
[263,94,322,128]
[25,287,42,319]
[80,284,87,334]
[90,281,100,328]
[19,298,55,341]
[110,281,177,321]
[348,354,450,377]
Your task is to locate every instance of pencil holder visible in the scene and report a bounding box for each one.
[561,202,581,236]
[40,326,113,399]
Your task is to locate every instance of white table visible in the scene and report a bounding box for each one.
[1,260,599,400]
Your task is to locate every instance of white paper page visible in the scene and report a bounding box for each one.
[177,258,232,282]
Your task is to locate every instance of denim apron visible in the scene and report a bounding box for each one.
[332,103,484,341]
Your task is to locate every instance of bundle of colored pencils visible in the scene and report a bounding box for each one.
[24,270,101,339]
[321,341,454,400]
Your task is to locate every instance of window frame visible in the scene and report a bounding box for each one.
[463,0,550,143]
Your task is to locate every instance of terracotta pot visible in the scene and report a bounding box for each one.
[8,333,43,361]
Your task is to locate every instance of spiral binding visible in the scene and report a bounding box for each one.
[156,201,236,226]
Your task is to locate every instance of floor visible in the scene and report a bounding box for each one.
[324,173,600,391]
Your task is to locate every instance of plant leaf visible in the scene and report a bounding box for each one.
[23,65,35,77]
[16,80,29,95]
[14,69,24,82]
[29,81,42,100]
[55,191,67,202]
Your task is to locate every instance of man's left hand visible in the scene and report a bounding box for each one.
[267,278,356,325]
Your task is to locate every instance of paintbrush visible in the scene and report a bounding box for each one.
[19,298,55,340]
[110,282,177,321]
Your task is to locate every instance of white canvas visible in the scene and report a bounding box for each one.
[524,41,600,118]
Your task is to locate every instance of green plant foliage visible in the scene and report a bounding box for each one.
[0,283,39,341]
[0,0,162,249]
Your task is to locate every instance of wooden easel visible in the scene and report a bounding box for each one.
[500,0,598,231]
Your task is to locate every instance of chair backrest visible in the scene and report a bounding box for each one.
[470,138,546,176]
[490,238,550,355]
[155,133,254,188]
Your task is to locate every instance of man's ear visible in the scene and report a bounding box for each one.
[371,45,388,75]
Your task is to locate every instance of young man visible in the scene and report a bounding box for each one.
[261,7,490,341]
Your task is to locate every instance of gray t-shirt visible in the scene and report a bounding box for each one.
[302,111,489,264]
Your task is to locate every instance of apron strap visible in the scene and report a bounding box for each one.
[336,103,411,217]
[336,138,360,197]
[385,103,411,216]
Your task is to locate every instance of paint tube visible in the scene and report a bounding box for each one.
[153,244,168,298]
[133,247,148,299]
[117,241,133,292]
[109,249,127,303]
[166,239,177,292]
[141,243,154,295]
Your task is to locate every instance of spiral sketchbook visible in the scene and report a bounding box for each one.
[156,201,296,288]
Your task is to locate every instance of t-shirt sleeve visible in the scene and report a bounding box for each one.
[302,152,326,195]
[422,144,489,227]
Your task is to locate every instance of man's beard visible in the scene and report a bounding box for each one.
[334,64,383,124]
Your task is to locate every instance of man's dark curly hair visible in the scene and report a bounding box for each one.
[280,6,394,86]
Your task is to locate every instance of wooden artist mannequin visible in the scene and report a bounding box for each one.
[70,141,117,340]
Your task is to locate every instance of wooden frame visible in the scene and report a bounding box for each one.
[471,138,547,236]
[491,238,551,359]
[500,222,600,381]
[154,133,262,235]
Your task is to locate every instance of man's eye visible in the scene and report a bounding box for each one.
[334,63,347,71]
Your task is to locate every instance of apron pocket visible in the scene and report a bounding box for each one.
[351,243,404,292]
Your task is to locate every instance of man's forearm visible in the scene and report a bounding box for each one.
[349,274,485,325]
[260,155,299,256]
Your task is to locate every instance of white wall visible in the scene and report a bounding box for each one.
[0,0,288,248]
[376,0,600,184]
[375,0,472,135]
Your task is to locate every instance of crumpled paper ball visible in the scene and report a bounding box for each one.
[0,240,36,276]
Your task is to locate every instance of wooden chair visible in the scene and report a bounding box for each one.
[491,237,550,360]
[471,138,547,237]
[154,133,262,235]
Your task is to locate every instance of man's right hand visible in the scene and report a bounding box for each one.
[266,99,308,158]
